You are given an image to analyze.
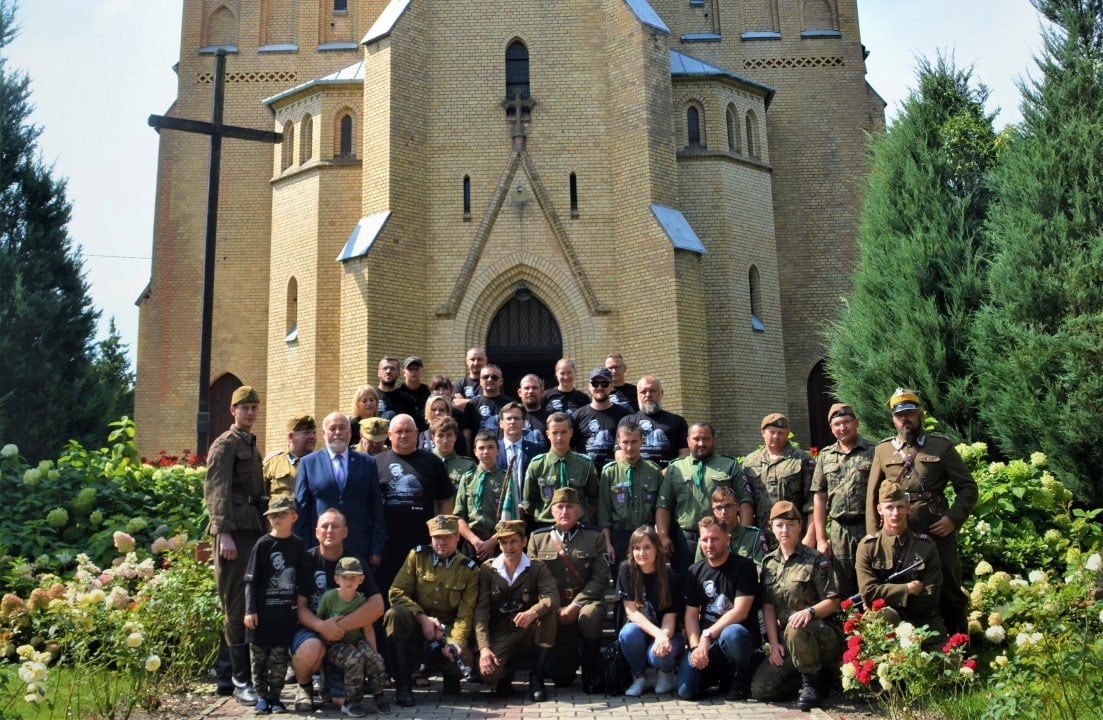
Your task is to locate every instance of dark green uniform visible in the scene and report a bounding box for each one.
[742,445,815,545]
[598,457,661,562]
[811,436,875,597]
[454,467,507,540]
[661,454,748,530]
[855,528,946,651]
[523,451,599,524]
[527,524,609,686]
[384,546,480,683]
[473,557,559,686]
[752,545,841,700]
[439,453,476,494]
[865,433,976,634]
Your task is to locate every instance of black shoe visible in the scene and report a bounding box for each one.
[528,674,547,702]
[797,674,822,711]
[493,675,514,697]
[215,679,234,696]
[724,683,750,702]
[373,692,391,714]
[442,675,462,695]
[395,680,415,707]
[233,682,259,705]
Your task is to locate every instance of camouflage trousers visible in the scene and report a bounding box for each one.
[830,519,867,599]
[325,640,388,703]
[250,645,290,698]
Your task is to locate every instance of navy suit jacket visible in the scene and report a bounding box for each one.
[497,439,541,500]
[294,447,384,561]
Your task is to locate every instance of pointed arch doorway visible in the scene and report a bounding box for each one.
[486,285,562,394]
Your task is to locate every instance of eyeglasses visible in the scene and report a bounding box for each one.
[590,380,611,388]
[481,374,500,381]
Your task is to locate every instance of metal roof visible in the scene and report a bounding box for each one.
[262,61,364,106]
[363,0,412,45]
[670,50,775,103]
[622,0,669,34]
[337,211,392,262]
[651,204,706,255]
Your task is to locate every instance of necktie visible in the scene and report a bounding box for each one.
[475,470,488,512]
[557,458,569,488]
[626,465,635,500]
[334,454,345,491]
[694,459,705,494]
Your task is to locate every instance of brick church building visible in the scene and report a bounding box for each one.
[135,0,885,457]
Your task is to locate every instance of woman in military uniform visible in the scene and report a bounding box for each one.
[753,501,841,711]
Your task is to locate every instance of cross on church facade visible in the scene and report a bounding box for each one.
[148,49,282,452]
[504,89,535,151]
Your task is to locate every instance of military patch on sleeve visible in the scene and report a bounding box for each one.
[464,558,477,569]
[818,559,831,569]
[415,545,431,553]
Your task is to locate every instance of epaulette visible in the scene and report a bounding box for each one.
[877,436,896,445]
[263,449,283,462]
[531,525,553,534]
[530,452,549,463]
[719,454,739,462]
[414,545,432,553]
[861,533,878,542]
[464,558,477,570]
[643,459,663,472]
[915,533,934,542]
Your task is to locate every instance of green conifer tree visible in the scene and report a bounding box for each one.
[0,0,116,459]
[973,0,1103,502]
[825,56,998,440]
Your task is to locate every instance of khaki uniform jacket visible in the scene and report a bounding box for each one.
[204,425,265,536]
[474,558,559,650]
[661,453,748,530]
[742,445,815,531]
[761,545,837,625]
[855,529,941,621]
[262,450,297,500]
[527,525,610,605]
[864,433,977,537]
[598,458,662,530]
[812,436,875,523]
[388,546,480,646]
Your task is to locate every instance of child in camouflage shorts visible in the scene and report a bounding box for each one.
[318,557,390,717]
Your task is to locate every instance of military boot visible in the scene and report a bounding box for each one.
[797,673,823,711]
[229,645,258,705]
[578,637,602,694]
[390,640,415,708]
[528,646,551,702]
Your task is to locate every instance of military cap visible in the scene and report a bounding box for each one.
[264,494,296,515]
[287,414,316,432]
[589,366,613,382]
[427,514,460,536]
[360,416,389,442]
[335,556,365,575]
[403,356,424,369]
[769,500,802,523]
[879,481,906,503]
[550,487,581,506]
[231,386,259,406]
[493,519,526,539]
[888,388,921,414]
[761,412,788,430]
[827,403,856,422]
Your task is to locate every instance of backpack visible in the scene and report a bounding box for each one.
[600,640,632,695]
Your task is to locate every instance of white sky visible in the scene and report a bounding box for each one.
[4,0,1046,368]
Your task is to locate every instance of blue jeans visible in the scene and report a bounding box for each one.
[676,624,753,700]
[618,622,685,675]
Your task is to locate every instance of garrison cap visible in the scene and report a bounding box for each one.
[550,487,581,506]
[769,500,802,523]
[231,386,260,406]
[889,388,922,414]
[427,514,460,536]
[879,481,907,504]
[360,416,389,442]
[335,556,364,575]
[761,412,788,430]
[264,494,296,515]
[287,414,316,432]
[828,404,856,422]
[493,519,526,539]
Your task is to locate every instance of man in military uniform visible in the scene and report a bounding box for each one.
[262,414,316,501]
[203,385,266,705]
[358,416,389,455]
[658,422,749,574]
[856,481,946,650]
[742,413,816,549]
[598,421,663,565]
[811,404,875,598]
[475,520,559,701]
[527,487,610,692]
[865,388,976,635]
[523,413,599,527]
[694,486,769,567]
[384,515,480,706]
[753,501,841,710]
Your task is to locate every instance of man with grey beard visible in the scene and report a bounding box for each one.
[617,375,689,469]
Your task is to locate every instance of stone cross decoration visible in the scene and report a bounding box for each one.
[504,89,535,151]
[147,50,282,452]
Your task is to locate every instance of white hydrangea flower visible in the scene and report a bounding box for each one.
[1028,570,1045,584]
[975,520,990,535]
[1085,553,1102,573]
[126,632,143,648]
[985,625,1006,644]
[975,560,993,576]
[993,654,1008,667]
[1029,451,1046,467]
[0,443,17,458]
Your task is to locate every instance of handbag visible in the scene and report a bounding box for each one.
[600,639,633,695]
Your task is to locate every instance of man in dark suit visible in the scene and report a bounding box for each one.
[496,402,540,521]
[294,412,384,567]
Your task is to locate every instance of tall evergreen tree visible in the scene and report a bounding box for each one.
[91,317,135,423]
[825,56,998,440]
[0,0,113,459]
[973,0,1103,502]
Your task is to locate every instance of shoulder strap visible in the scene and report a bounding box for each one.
[550,530,586,586]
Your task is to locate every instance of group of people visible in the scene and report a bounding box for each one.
[202,347,977,715]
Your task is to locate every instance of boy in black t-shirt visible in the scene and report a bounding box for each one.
[244,495,305,714]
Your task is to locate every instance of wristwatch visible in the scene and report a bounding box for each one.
[701,628,713,641]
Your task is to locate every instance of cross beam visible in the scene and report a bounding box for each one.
[147,49,282,452]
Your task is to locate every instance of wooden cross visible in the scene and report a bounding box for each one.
[148,50,282,452]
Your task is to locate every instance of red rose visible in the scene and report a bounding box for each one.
[871,598,886,611]
[844,619,856,634]
[963,658,977,670]
[840,598,854,610]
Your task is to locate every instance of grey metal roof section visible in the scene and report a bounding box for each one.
[622,0,669,34]
[363,0,411,45]
[670,50,775,103]
[680,33,722,42]
[338,211,392,262]
[262,60,364,106]
[651,204,706,255]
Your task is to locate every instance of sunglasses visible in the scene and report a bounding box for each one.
[590,380,611,388]
[481,374,500,381]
